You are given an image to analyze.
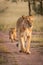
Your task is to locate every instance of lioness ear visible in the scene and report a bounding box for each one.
[22,15,26,19]
[29,16,34,21]
[26,16,34,21]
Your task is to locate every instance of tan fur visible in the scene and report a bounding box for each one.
[9,28,17,42]
[16,15,33,53]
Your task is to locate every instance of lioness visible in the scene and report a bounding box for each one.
[16,15,33,54]
[9,28,17,42]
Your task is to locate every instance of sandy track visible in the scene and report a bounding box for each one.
[0,32,43,65]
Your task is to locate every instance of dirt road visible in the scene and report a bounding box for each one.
[0,32,43,65]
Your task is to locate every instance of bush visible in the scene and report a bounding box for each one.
[32,1,43,15]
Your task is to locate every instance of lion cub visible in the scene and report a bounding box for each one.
[9,28,17,42]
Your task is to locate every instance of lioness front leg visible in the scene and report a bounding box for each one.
[19,35,26,52]
[26,36,31,54]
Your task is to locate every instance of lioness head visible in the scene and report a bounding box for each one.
[16,15,33,33]
[22,15,33,28]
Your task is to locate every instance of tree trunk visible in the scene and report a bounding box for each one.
[40,0,42,15]
[28,0,31,16]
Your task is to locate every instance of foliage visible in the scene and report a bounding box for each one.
[32,1,43,15]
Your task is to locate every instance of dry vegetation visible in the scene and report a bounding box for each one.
[0,1,43,43]
[0,1,43,64]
